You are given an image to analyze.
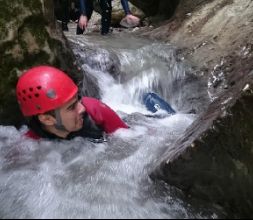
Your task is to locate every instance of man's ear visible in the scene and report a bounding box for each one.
[38,114,56,126]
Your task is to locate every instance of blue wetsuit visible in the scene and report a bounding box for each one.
[143,92,176,115]
[77,0,131,35]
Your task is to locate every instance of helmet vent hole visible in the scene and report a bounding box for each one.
[37,86,42,90]
[22,90,26,94]
[23,98,26,101]
[28,95,32,99]
[35,93,40,98]
[36,105,41,110]
[29,88,33,92]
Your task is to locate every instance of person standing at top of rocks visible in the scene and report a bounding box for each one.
[76,0,140,35]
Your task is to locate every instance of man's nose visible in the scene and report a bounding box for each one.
[77,101,85,114]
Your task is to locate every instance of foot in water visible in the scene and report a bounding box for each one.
[142,92,176,116]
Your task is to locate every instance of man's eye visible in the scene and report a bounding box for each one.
[69,103,77,110]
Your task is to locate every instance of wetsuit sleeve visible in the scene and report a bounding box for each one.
[81,97,129,134]
[121,0,131,15]
[79,0,87,16]
[25,130,40,140]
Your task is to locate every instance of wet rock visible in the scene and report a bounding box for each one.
[111,0,145,26]
[91,0,145,27]
[84,49,121,79]
[129,0,180,19]
[71,43,121,80]
[142,0,253,217]
[151,71,253,218]
[0,0,95,127]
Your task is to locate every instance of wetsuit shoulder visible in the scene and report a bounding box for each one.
[25,130,41,140]
[81,97,128,133]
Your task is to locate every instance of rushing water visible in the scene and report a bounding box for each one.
[0,27,218,218]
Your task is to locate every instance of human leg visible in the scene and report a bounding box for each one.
[76,0,94,35]
[98,0,112,35]
[61,0,70,31]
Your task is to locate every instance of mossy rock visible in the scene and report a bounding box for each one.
[0,0,82,126]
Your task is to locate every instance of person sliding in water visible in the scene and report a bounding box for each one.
[16,66,128,142]
[142,92,176,115]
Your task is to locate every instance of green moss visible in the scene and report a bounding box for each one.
[48,38,81,82]
[0,1,81,126]
[0,0,13,40]
[22,0,42,12]
[18,15,49,48]
[0,42,51,126]
[0,1,24,23]
[0,27,51,123]
[0,0,44,42]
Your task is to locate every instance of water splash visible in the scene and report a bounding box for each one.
[0,31,218,218]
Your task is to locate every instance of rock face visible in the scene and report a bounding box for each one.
[143,0,253,217]
[151,71,253,218]
[111,0,145,25]
[141,0,253,81]
[0,0,97,126]
[129,0,180,19]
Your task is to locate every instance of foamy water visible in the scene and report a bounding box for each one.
[0,29,219,218]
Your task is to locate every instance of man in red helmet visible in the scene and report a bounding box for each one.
[16,66,128,141]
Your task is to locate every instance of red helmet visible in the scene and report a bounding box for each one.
[16,66,78,116]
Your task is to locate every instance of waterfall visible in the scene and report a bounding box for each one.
[0,31,219,218]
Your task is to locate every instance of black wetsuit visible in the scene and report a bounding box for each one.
[77,0,131,35]
[27,112,105,142]
[25,97,128,142]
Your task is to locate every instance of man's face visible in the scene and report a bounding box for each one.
[58,95,85,132]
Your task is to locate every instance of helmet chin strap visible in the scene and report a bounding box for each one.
[54,109,69,132]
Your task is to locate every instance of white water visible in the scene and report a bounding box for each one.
[0,115,199,218]
[0,29,218,218]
